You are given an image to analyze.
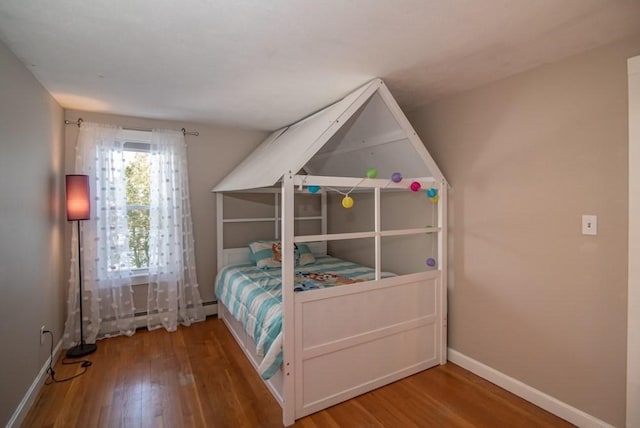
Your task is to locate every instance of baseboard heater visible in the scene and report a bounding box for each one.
[132,300,218,329]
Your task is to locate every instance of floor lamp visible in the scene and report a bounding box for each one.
[65,174,97,358]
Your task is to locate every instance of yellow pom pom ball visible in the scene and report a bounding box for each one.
[429,194,440,204]
[342,196,354,209]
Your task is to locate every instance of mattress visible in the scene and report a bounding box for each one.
[215,255,392,379]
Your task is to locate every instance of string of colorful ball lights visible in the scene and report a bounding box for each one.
[305,168,440,269]
[306,168,439,207]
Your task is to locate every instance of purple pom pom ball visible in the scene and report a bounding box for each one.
[391,172,402,183]
[426,258,437,267]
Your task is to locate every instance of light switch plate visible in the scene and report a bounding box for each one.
[582,215,597,235]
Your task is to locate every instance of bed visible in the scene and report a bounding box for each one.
[216,253,397,380]
[212,79,448,425]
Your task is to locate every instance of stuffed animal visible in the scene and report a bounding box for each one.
[272,242,302,263]
[272,242,282,262]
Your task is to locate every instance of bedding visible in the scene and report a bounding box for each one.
[215,255,393,379]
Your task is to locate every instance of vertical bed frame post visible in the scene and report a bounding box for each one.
[216,192,224,319]
[438,179,448,364]
[374,187,381,280]
[275,192,280,239]
[281,173,296,426]
[321,191,327,235]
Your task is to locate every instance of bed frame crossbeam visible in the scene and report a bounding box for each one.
[294,174,437,189]
[293,227,441,243]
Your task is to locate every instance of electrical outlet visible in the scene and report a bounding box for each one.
[40,325,46,345]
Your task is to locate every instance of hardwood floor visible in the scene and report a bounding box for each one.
[22,317,573,427]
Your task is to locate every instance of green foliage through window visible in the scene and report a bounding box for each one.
[124,151,150,269]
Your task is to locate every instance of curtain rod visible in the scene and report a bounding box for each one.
[64,118,199,136]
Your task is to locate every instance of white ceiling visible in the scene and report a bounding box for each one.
[1,0,639,131]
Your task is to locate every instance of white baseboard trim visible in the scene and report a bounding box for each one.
[447,348,615,428]
[6,339,63,428]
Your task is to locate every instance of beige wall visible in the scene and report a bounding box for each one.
[407,34,640,426]
[63,110,266,308]
[0,41,65,425]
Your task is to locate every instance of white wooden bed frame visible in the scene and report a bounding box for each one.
[216,174,447,426]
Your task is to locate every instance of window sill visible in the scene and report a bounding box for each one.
[131,271,148,286]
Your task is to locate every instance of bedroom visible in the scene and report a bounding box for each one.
[1,1,639,427]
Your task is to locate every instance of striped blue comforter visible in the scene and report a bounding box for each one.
[215,255,389,379]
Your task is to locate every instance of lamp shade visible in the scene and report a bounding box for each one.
[66,174,90,221]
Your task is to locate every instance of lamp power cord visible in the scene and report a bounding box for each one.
[43,330,92,384]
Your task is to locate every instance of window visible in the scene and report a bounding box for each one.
[123,131,151,275]
[65,122,204,340]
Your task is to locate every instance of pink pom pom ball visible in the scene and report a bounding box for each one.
[410,181,421,192]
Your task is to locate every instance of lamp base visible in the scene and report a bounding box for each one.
[66,343,97,358]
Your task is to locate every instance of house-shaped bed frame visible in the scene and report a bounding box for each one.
[212,79,448,426]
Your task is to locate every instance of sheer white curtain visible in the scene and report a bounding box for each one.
[63,123,136,348]
[64,123,204,347]
[147,129,204,331]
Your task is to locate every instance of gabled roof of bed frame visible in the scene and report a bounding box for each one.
[212,79,446,192]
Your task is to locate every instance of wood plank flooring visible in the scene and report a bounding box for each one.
[22,317,574,427]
